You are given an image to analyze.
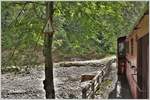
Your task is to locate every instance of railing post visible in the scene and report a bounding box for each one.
[101,71,104,82]
[82,88,87,99]
[91,82,95,98]
[97,75,99,83]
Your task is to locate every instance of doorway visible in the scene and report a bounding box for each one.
[137,33,149,99]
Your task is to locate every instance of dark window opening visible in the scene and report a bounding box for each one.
[118,42,125,56]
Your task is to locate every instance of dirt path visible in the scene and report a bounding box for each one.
[1,56,116,99]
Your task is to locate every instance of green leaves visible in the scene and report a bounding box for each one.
[1,1,148,68]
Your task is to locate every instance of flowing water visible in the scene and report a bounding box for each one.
[108,75,132,99]
[1,56,119,99]
[1,64,104,99]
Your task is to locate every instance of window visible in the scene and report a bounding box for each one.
[131,38,134,55]
[119,42,125,56]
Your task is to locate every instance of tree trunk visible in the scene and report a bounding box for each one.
[43,1,55,99]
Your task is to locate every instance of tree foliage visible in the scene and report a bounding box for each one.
[1,1,148,70]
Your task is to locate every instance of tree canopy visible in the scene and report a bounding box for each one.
[1,1,148,71]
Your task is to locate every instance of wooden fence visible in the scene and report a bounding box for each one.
[81,59,116,99]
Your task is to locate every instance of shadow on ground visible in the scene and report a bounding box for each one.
[108,75,132,99]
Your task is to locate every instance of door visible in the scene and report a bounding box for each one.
[137,34,149,99]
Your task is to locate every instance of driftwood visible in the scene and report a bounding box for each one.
[60,62,105,67]
[81,74,95,82]
[59,56,115,67]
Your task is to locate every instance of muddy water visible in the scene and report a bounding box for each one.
[108,75,132,99]
[1,65,104,99]
[1,56,116,99]
[54,65,104,98]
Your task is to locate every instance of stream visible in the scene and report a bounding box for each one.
[1,57,117,99]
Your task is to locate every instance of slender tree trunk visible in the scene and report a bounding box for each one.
[43,1,55,99]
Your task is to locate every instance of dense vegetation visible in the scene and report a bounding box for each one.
[1,1,148,71]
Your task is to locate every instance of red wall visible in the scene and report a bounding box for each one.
[126,55,137,98]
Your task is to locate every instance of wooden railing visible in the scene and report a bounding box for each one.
[81,59,116,99]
